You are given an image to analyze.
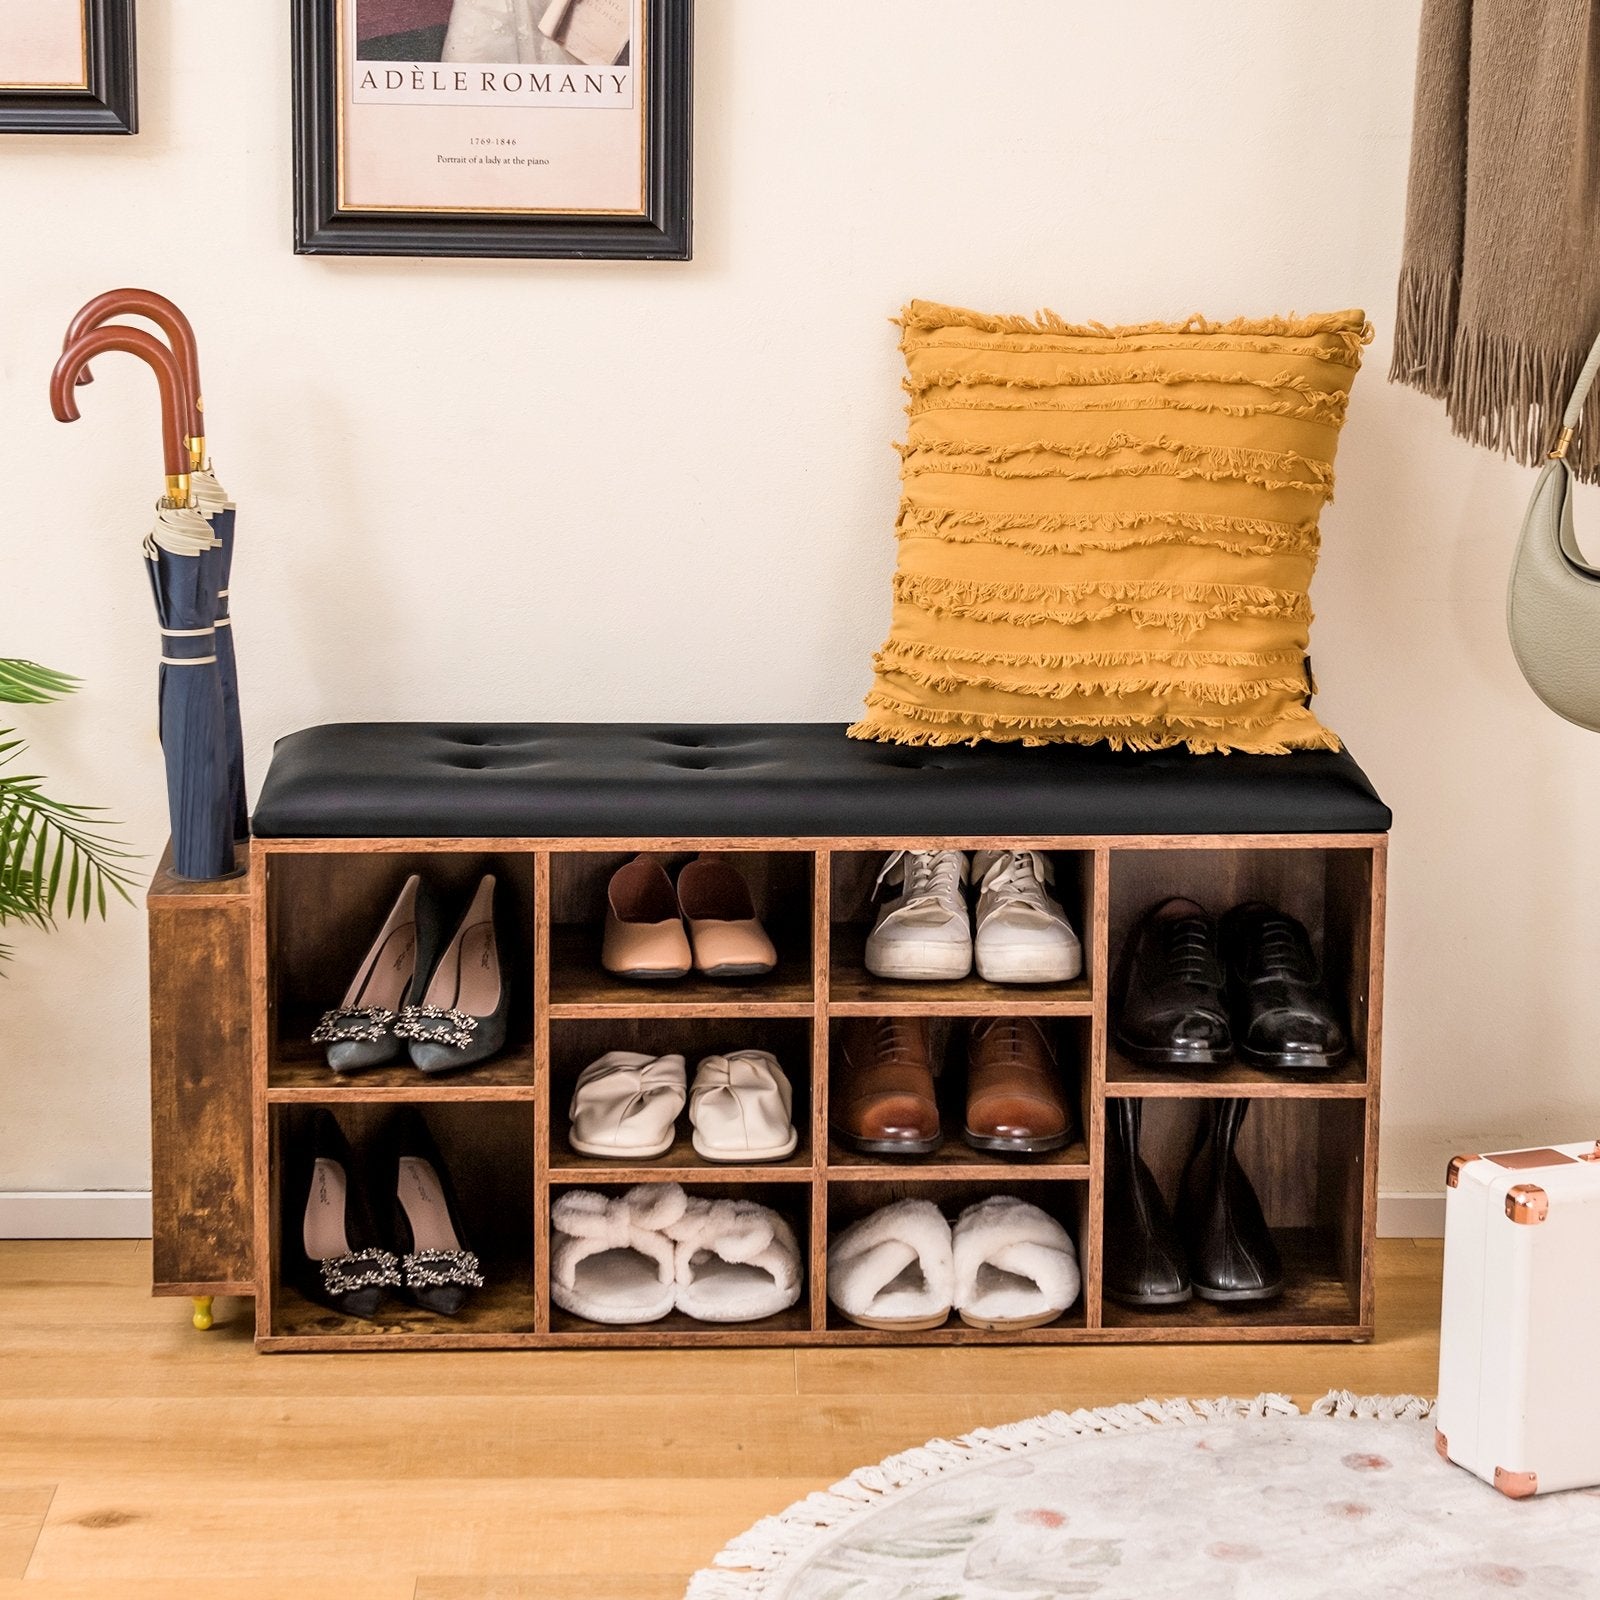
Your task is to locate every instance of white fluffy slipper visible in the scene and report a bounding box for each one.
[568,1051,687,1159]
[549,1183,687,1325]
[668,1196,802,1323]
[826,1198,954,1331]
[689,1050,798,1163]
[952,1196,1080,1330]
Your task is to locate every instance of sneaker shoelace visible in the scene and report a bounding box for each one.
[884,849,963,911]
[979,850,1053,912]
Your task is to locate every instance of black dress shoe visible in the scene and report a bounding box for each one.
[1113,898,1232,1067]
[1179,1099,1283,1302]
[1103,1099,1191,1307]
[384,1108,484,1316]
[285,1109,400,1319]
[1220,902,1346,1071]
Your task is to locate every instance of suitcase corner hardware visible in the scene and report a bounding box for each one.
[1504,1184,1549,1225]
[1582,1141,1600,1163]
[1493,1466,1538,1498]
[1446,1154,1481,1188]
[1434,1428,1449,1460]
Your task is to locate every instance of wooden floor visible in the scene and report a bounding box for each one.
[0,1238,1443,1599]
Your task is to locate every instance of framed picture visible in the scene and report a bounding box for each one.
[0,0,137,134]
[293,0,692,259]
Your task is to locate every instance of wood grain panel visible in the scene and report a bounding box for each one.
[147,876,254,1294]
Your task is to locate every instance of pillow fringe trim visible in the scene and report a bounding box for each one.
[904,364,1354,409]
[873,656,1313,706]
[907,390,1347,424]
[878,640,1308,671]
[896,299,1373,349]
[900,452,1334,498]
[896,432,1336,486]
[684,1392,1430,1599]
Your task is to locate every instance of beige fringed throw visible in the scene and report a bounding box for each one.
[1393,0,1600,481]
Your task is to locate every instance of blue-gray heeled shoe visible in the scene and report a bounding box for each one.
[312,874,440,1073]
[396,874,509,1075]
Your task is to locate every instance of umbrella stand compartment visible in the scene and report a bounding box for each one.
[146,720,1391,1352]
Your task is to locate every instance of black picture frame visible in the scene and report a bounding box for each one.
[0,0,137,135]
[292,0,692,260]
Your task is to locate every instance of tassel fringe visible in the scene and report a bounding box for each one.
[877,639,1308,672]
[1388,263,1459,399]
[685,1392,1425,1598]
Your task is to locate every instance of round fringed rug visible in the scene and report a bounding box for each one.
[686,1393,1600,1599]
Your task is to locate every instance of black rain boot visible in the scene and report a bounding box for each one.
[1179,1099,1283,1302]
[1103,1099,1191,1307]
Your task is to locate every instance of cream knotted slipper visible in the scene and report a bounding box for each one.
[826,1198,954,1331]
[688,1050,797,1163]
[568,1051,688,1159]
[667,1195,802,1323]
[952,1196,1080,1330]
[549,1183,687,1324]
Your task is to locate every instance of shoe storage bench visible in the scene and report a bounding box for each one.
[148,722,1390,1351]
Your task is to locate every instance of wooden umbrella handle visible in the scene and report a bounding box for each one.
[52,325,195,504]
[62,289,205,453]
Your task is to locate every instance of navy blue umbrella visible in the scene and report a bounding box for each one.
[51,324,236,881]
[65,290,248,841]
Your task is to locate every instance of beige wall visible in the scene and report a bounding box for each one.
[3,0,1592,1200]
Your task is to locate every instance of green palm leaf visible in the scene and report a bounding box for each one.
[0,660,136,967]
[0,659,79,704]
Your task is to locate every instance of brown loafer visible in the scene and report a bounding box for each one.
[830,1017,941,1156]
[963,1017,1073,1154]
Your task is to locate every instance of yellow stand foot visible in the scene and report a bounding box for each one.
[191,1296,214,1331]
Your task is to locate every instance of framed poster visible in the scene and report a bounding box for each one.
[293,0,691,259]
[0,0,137,134]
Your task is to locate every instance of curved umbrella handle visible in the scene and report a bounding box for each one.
[62,289,205,466]
[52,326,195,506]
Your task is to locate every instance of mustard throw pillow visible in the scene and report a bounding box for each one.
[848,300,1372,753]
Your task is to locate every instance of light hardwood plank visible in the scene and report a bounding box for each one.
[0,1487,53,1580]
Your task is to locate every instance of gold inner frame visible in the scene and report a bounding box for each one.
[0,0,91,91]
[334,0,650,218]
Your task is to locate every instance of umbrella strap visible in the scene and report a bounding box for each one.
[216,588,231,626]
[161,625,218,667]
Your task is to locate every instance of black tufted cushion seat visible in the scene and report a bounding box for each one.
[249,723,1390,839]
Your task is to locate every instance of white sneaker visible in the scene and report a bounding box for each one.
[864,849,971,980]
[971,850,1083,984]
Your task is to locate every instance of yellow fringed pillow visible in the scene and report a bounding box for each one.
[848,300,1372,753]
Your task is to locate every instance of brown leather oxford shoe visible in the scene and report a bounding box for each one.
[963,1016,1073,1154]
[830,1017,942,1156]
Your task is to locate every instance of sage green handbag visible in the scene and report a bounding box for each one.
[1507,328,1600,730]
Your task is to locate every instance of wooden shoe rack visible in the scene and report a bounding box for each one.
[150,825,1385,1352]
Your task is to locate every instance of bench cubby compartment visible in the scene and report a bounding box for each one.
[823,1177,1091,1339]
[267,1099,537,1348]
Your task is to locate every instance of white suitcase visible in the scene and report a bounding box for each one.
[1436,1140,1600,1497]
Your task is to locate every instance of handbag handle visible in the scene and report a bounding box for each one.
[1550,326,1600,460]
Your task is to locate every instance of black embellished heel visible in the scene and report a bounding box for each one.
[385,1107,484,1316]
[285,1109,399,1319]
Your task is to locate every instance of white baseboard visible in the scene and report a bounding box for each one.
[0,1189,1447,1243]
[0,1191,152,1239]
[1378,1191,1445,1239]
